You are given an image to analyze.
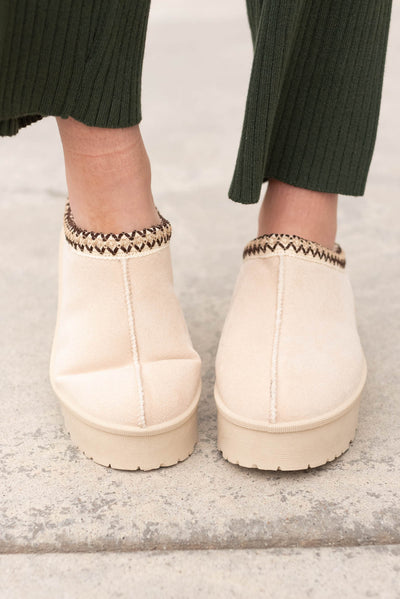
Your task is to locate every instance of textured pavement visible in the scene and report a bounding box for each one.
[1,1,399,597]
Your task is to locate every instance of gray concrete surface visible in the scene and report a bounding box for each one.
[1,546,400,599]
[0,0,399,596]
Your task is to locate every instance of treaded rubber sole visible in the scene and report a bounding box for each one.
[217,396,361,471]
[61,405,198,471]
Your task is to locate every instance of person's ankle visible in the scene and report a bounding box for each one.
[67,192,161,234]
[257,179,338,250]
[65,141,160,233]
[57,117,161,233]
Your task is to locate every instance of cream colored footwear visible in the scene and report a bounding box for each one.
[215,233,367,471]
[50,202,201,470]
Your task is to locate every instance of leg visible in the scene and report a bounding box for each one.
[230,0,392,251]
[0,1,202,470]
[216,0,392,470]
[56,117,159,232]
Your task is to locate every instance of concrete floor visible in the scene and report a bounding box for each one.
[0,1,399,597]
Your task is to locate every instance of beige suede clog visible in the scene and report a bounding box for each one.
[215,233,367,470]
[50,202,201,470]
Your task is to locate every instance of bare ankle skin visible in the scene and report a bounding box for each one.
[258,178,338,250]
[56,117,160,233]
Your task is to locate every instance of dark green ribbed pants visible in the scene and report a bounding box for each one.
[0,1,150,135]
[231,0,393,202]
[0,0,392,203]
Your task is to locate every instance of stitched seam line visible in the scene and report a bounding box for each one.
[121,258,146,428]
[270,255,285,424]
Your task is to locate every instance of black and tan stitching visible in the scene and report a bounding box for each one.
[243,233,346,268]
[64,202,172,257]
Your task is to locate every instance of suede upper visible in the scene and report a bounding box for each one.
[50,204,201,431]
[215,233,366,427]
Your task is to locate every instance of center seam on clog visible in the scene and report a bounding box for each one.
[121,258,146,428]
[269,255,285,424]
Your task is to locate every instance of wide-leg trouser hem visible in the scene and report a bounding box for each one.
[0,1,150,137]
[0,0,392,201]
[229,0,392,203]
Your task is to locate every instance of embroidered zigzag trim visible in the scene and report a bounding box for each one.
[243,233,346,268]
[64,202,172,257]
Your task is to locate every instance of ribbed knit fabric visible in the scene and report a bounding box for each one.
[229,0,392,202]
[0,1,392,201]
[0,1,150,136]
